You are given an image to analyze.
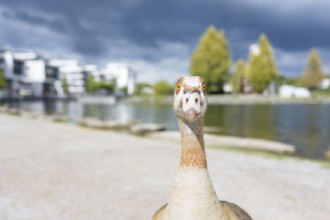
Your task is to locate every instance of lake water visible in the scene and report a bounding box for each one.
[11,100,330,159]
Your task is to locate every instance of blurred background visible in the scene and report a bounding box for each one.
[1,1,330,159]
[1,1,330,219]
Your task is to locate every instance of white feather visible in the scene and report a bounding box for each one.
[163,167,225,220]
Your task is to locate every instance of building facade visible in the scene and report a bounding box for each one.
[46,59,85,97]
[101,63,137,95]
[1,45,138,98]
[0,48,46,97]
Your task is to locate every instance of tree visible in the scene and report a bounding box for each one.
[190,26,231,93]
[135,82,152,95]
[299,49,324,90]
[86,74,96,93]
[152,81,173,95]
[94,81,115,93]
[62,77,69,94]
[259,34,277,80]
[275,75,299,87]
[248,34,278,93]
[231,60,247,93]
[0,69,6,89]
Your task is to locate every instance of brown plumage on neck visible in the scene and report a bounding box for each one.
[177,116,207,168]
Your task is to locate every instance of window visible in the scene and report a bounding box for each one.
[14,60,24,75]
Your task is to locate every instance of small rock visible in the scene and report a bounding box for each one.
[80,118,105,129]
[8,108,21,116]
[52,115,70,123]
[130,123,166,136]
[21,111,45,119]
[149,131,296,154]
[80,117,139,130]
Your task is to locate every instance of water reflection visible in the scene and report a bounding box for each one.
[275,104,330,157]
[7,100,330,159]
[17,100,78,120]
[205,104,330,158]
[83,102,177,129]
[205,105,277,140]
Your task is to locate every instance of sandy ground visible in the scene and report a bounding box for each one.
[0,114,329,220]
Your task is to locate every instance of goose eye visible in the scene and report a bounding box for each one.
[176,83,181,94]
[202,83,206,92]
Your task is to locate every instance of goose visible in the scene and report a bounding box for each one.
[152,76,252,220]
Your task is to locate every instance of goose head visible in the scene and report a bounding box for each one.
[173,76,207,121]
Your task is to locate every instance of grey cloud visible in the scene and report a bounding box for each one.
[3,0,330,54]
[1,0,330,79]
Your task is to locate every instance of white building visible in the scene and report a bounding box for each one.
[14,52,46,97]
[46,59,85,96]
[0,48,46,97]
[279,85,311,98]
[249,44,260,56]
[0,47,14,80]
[1,46,138,98]
[320,78,330,90]
[84,65,101,82]
[101,63,137,95]
[59,64,85,95]
[13,52,45,82]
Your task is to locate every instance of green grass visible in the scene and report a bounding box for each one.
[313,90,330,98]
[320,161,330,169]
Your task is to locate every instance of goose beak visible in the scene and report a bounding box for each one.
[182,90,202,120]
[185,108,199,120]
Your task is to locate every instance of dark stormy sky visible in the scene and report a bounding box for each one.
[1,0,330,82]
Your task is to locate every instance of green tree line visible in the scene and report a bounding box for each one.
[85,74,115,94]
[190,25,326,94]
[190,26,231,93]
[0,69,7,89]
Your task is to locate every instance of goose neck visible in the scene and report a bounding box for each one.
[177,117,207,169]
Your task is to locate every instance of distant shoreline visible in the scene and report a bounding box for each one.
[1,94,330,105]
[124,94,330,105]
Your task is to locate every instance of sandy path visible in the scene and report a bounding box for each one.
[0,114,329,220]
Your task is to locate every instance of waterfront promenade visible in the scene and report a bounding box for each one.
[0,114,329,220]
